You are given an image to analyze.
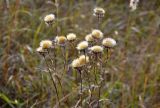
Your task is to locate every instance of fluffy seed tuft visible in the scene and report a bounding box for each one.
[90,45,103,53]
[102,38,116,48]
[76,41,88,51]
[55,36,67,45]
[67,33,76,41]
[85,34,94,42]
[40,40,52,49]
[44,14,55,25]
[129,0,139,11]
[71,55,89,68]
[91,29,103,40]
[93,7,105,18]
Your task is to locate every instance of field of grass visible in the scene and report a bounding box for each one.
[0,0,160,108]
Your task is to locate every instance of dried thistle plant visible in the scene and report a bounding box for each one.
[36,3,117,108]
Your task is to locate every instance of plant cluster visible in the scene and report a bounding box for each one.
[36,3,117,108]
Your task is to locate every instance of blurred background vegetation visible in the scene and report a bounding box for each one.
[0,0,160,108]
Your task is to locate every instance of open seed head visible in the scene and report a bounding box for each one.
[93,7,105,17]
[76,41,88,51]
[91,29,103,40]
[44,14,55,25]
[90,45,103,53]
[71,58,81,68]
[78,55,89,66]
[102,38,116,48]
[85,34,94,42]
[67,33,76,41]
[129,0,139,11]
[55,36,67,45]
[40,40,52,49]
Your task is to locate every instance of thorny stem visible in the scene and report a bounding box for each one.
[43,56,61,107]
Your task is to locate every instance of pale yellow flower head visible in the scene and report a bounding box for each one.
[90,45,103,53]
[76,41,88,51]
[91,29,103,39]
[71,55,89,68]
[67,33,76,41]
[44,14,55,24]
[55,36,67,45]
[40,40,52,49]
[102,38,116,48]
[71,58,81,68]
[78,55,89,66]
[85,34,94,42]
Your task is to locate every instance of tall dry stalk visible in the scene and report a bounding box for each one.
[43,55,61,107]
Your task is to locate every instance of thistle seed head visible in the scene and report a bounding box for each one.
[67,33,76,42]
[89,45,103,53]
[91,29,103,40]
[76,41,88,51]
[40,40,53,49]
[44,14,55,25]
[102,38,116,48]
[85,34,94,42]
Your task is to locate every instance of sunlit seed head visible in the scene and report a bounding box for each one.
[102,38,116,48]
[85,34,94,42]
[91,29,103,40]
[44,14,55,25]
[71,58,81,68]
[129,0,139,11]
[78,55,89,66]
[67,33,76,41]
[93,7,105,17]
[76,41,88,51]
[90,45,103,53]
[55,36,67,45]
[40,40,52,49]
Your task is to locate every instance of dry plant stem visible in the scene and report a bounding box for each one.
[53,49,57,72]
[55,0,60,35]
[83,68,92,107]
[47,50,55,71]
[40,71,44,93]
[93,56,98,85]
[83,51,92,106]
[97,84,101,108]
[106,48,109,60]
[78,69,83,107]
[47,53,64,98]
[61,46,67,78]
[43,56,61,107]
[97,16,101,29]
[55,75,70,106]
[97,54,103,108]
